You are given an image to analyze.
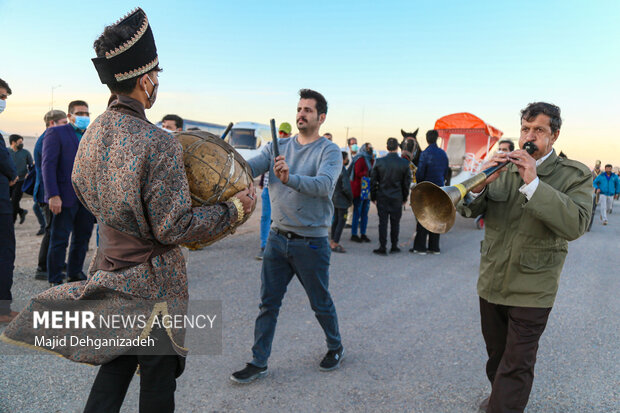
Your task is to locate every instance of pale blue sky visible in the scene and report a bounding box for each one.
[1,0,618,165]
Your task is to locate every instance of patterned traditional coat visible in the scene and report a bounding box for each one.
[1,96,239,364]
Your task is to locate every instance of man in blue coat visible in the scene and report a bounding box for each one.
[0,77,19,323]
[593,163,620,225]
[34,110,68,280]
[42,100,95,285]
[411,129,450,254]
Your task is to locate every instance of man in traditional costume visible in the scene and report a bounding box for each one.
[1,8,255,412]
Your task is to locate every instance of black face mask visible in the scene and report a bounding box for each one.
[17,143,24,150]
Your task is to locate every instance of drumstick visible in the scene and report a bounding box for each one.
[270,118,280,159]
[220,122,233,140]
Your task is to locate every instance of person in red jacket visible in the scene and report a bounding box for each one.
[350,143,374,243]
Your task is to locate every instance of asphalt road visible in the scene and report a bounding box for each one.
[1,196,619,412]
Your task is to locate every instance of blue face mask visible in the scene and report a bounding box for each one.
[74,116,90,130]
[351,144,359,152]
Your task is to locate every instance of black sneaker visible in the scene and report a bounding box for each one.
[319,346,344,371]
[255,248,264,261]
[373,248,387,256]
[35,267,47,280]
[360,235,371,243]
[19,209,28,224]
[350,235,362,243]
[36,228,45,236]
[390,246,401,253]
[68,271,88,282]
[230,363,268,384]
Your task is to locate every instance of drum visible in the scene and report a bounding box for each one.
[176,130,255,249]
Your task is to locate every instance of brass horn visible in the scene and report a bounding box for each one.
[410,142,537,234]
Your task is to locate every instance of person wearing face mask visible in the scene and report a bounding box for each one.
[342,137,359,228]
[0,8,255,412]
[8,134,33,224]
[161,114,183,132]
[40,100,95,286]
[496,139,515,154]
[349,142,374,243]
[0,78,20,324]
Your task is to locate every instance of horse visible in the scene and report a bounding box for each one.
[400,128,421,167]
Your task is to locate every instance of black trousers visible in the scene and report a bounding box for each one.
[377,199,402,249]
[0,214,15,315]
[9,180,25,223]
[479,297,552,413]
[37,203,52,270]
[84,329,184,413]
[413,221,440,252]
[331,207,347,243]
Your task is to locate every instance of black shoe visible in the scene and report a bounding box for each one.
[230,363,268,384]
[36,228,45,236]
[49,280,63,287]
[255,248,264,261]
[19,209,28,224]
[319,346,344,371]
[35,267,48,280]
[479,395,490,412]
[350,235,362,243]
[390,247,401,253]
[360,235,371,243]
[344,223,352,229]
[68,271,88,282]
[373,248,387,256]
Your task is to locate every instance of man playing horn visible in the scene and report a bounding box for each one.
[458,102,592,412]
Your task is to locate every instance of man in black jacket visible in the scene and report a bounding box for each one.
[0,77,18,324]
[370,137,412,255]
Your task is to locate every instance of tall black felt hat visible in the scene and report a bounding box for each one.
[92,8,158,84]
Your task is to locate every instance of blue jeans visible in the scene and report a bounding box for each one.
[351,197,370,236]
[33,201,45,230]
[259,187,271,249]
[47,204,95,283]
[251,230,342,367]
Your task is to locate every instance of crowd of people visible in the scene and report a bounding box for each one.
[0,7,617,413]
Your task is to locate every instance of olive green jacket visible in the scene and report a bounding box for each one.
[458,151,592,308]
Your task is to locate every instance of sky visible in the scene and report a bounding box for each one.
[1,0,619,167]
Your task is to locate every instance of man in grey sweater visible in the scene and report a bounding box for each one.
[231,89,344,383]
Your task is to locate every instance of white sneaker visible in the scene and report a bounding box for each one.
[603,220,608,225]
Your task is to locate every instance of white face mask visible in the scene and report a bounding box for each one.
[0,100,6,114]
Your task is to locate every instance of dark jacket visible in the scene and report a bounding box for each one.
[416,143,449,186]
[42,124,80,207]
[370,152,412,203]
[0,133,18,214]
[332,165,353,208]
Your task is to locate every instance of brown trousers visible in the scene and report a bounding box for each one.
[479,297,552,413]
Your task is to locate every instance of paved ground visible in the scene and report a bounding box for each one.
[0,195,619,412]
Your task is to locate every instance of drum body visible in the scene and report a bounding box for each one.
[176,131,255,249]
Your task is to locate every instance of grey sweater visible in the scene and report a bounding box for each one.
[247,135,343,237]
